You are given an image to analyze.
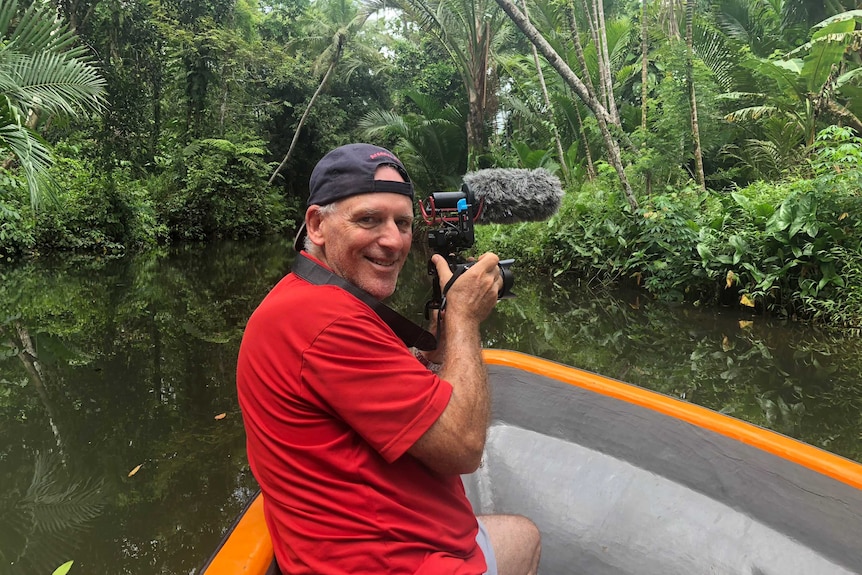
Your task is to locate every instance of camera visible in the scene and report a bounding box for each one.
[420,182,515,318]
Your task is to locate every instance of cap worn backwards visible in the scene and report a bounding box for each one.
[294,143,414,251]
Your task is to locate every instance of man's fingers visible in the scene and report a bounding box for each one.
[431,254,454,286]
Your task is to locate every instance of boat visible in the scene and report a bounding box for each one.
[200,349,862,574]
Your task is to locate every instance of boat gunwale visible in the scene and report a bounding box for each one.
[483,349,862,490]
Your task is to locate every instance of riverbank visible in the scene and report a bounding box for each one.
[475,143,862,329]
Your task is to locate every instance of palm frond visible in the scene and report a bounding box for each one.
[2,1,81,57]
[724,104,780,123]
[0,100,57,208]
[693,24,738,91]
[6,52,106,115]
[22,452,105,535]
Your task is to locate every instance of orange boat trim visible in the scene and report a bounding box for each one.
[203,493,272,574]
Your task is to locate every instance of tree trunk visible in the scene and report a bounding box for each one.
[592,0,620,126]
[565,0,599,181]
[575,102,596,181]
[686,0,705,189]
[566,1,598,107]
[520,0,568,181]
[642,0,652,195]
[269,57,339,184]
[465,20,492,170]
[496,0,637,209]
[641,0,649,131]
[662,0,680,39]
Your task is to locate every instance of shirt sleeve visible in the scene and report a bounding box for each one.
[300,307,453,463]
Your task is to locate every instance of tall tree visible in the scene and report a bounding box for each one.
[686,0,705,188]
[641,0,650,131]
[520,0,568,180]
[0,0,106,208]
[366,0,510,169]
[270,0,374,183]
[494,0,638,209]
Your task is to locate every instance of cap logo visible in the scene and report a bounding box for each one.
[369,151,398,161]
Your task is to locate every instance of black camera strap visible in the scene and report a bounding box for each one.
[291,253,438,351]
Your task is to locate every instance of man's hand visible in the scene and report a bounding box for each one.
[431,252,502,323]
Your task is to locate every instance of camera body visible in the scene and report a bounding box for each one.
[420,183,515,317]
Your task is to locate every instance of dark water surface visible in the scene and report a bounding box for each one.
[2,239,861,575]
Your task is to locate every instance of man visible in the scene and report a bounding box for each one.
[237,143,541,574]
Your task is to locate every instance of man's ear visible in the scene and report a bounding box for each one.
[305,206,326,248]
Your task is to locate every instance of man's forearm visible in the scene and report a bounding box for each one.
[438,318,491,451]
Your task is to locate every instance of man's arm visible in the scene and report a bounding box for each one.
[407,253,502,475]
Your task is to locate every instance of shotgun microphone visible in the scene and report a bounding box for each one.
[420,167,564,317]
[461,167,564,224]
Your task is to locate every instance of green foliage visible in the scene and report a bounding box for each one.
[0,171,34,260]
[359,90,467,193]
[153,137,293,241]
[533,127,862,326]
[0,0,106,208]
[31,157,166,254]
[474,219,554,271]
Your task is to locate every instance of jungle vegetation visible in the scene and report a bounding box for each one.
[1,0,862,326]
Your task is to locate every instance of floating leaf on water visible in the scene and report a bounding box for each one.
[740,294,755,307]
[52,561,74,575]
[214,412,227,420]
[128,464,143,477]
[739,320,754,329]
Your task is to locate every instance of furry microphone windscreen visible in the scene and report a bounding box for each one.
[461,168,564,224]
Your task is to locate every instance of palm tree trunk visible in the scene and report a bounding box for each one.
[566,0,599,181]
[592,0,620,126]
[641,0,652,195]
[495,0,637,209]
[641,0,649,131]
[575,102,596,181]
[520,0,568,181]
[269,58,338,185]
[465,20,492,170]
[686,0,705,189]
[11,321,64,453]
[565,1,598,100]
[662,0,680,39]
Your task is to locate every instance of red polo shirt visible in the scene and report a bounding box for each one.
[236,254,487,574]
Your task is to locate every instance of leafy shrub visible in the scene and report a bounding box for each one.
[694,129,862,325]
[624,186,710,301]
[152,137,294,241]
[545,171,636,282]
[495,127,862,326]
[33,157,166,254]
[0,173,35,261]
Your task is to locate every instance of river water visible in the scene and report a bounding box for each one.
[1,238,861,575]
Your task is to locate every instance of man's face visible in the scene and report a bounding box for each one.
[308,168,414,300]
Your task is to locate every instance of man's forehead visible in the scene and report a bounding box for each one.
[340,192,414,214]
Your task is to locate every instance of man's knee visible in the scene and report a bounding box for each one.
[478,514,541,575]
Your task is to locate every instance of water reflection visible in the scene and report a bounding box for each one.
[0,239,860,574]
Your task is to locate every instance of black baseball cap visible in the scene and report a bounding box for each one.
[294,143,414,251]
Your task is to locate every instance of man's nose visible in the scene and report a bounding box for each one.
[378,219,405,248]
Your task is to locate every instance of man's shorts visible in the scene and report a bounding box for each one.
[476,518,498,575]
